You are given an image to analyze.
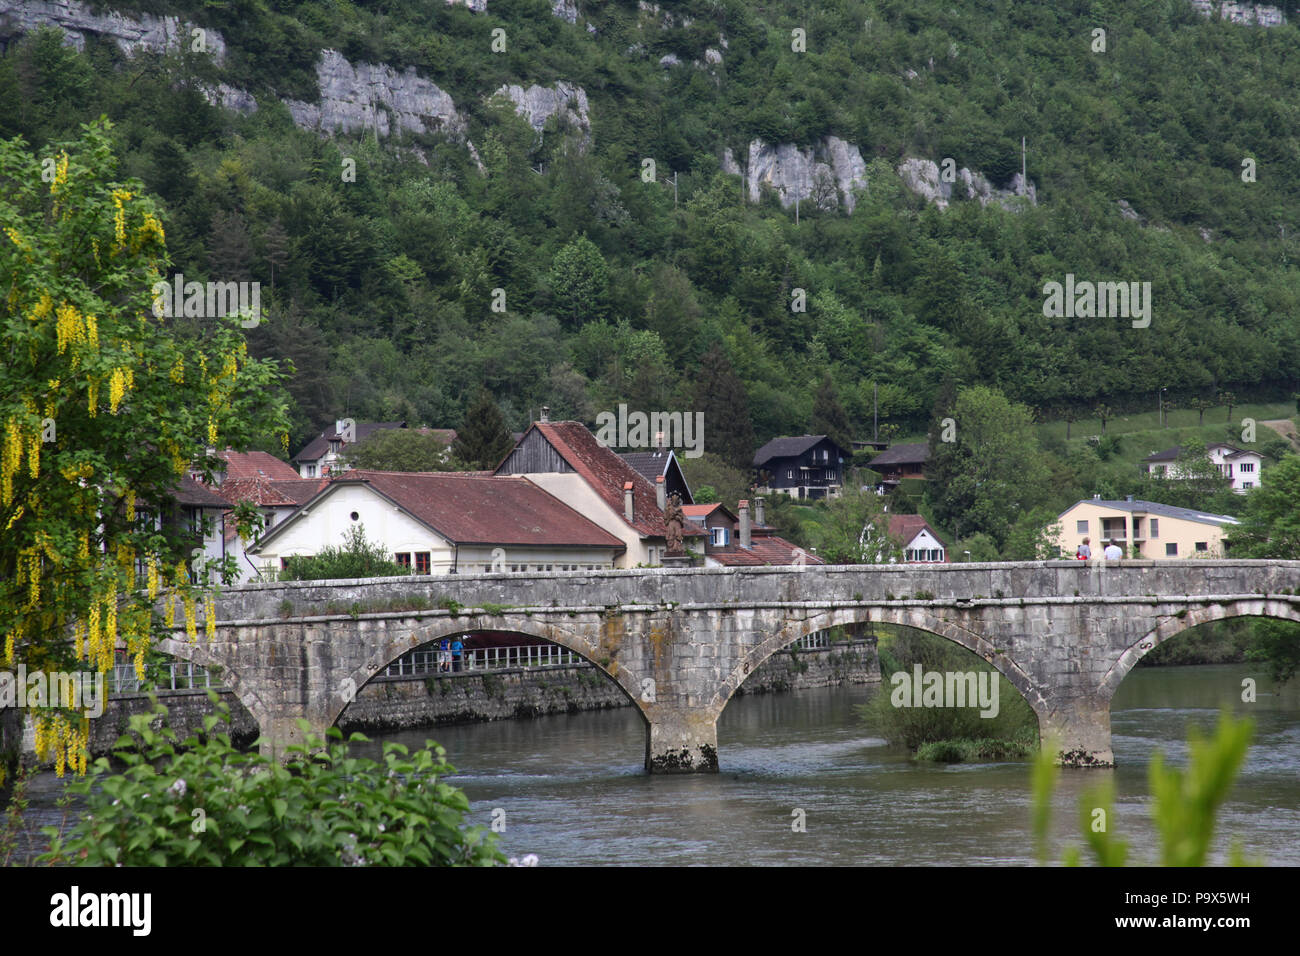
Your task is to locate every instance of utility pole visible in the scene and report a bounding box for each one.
[672,170,678,208]
[1021,136,1026,194]
[873,381,878,443]
[795,195,799,225]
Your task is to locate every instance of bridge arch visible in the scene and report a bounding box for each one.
[714,606,1047,723]
[1101,598,1300,699]
[324,615,648,734]
[151,637,276,736]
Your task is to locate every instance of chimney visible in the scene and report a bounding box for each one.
[623,481,634,522]
[655,430,665,452]
[739,499,751,549]
[540,406,550,423]
[754,496,765,527]
[335,419,346,436]
[1126,494,1134,502]
[656,475,666,511]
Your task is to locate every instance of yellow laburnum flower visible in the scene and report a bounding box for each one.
[208,417,218,445]
[87,378,98,417]
[164,596,176,630]
[169,355,184,383]
[147,556,159,599]
[125,488,136,522]
[5,505,23,531]
[27,429,39,479]
[109,367,127,413]
[74,619,85,660]
[112,189,132,246]
[55,303,79,354]
[138,212,165,247]
[50,151,68,193]
[84,312,98,349]
[1,418,22,505]
[3,632,13,666]
[205,595,216,641]
[184,593,197,643]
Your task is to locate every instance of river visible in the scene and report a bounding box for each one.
[355,663,1300,866]
[6,663,1297,866]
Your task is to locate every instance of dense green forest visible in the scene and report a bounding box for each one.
[2,0,1298,458]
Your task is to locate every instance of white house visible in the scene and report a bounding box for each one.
[248,470,626,576]
[1142,443,1263,493]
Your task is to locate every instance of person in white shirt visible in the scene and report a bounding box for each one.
[1103,540,1123,560]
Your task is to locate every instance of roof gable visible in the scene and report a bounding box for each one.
[500,422,683,538]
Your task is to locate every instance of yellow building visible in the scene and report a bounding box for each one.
[1054,496,1240,559]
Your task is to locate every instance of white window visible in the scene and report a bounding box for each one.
[305,464,316,477]
[1242,481,1254,489]
[1150,518,1159,538]
[787,469,795,479]
[1240,462,1255,473]
[1166,543,1178,556]
[710,527,729,547]
[1076,519,1088,534]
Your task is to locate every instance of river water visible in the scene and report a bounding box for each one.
[7,664,1298,866]
[355,663,1300,866]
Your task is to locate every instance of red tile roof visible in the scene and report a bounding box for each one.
[508,422,702,540]
[708,533,823,566]
[886,514,948,549]
[217,449,300,481]
[294,471,628,550]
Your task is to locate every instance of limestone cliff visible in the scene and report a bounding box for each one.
[897,157,1037,210]
[0,0,226,62]
[285,50,467,140]
[734,137,868,214]
[493,80,590,143]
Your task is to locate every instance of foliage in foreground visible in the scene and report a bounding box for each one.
[38,695,504,866]
[1032,711,1257,867]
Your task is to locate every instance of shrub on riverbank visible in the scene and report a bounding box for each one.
[39,694,503,866]
[860,627,1038,759]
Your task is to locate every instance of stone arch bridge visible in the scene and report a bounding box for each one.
[152,561,1300,772]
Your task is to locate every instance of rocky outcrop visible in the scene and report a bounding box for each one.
[0,0,226,63]
[552,0,579,25]
[738,137,868,214]
[897,157,1036,210]
[286,50,467,139]
[493,80,590,142]
[445,0,488,12]
[1189,0,1286,26]
[201,81,258,115]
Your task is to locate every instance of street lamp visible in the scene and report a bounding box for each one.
[963,550,971,562]
[1159,386,1168,427]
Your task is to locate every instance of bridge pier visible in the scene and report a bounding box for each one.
[1039,696,1114,768]
[646,711,719,773]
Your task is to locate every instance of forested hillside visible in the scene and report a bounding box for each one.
[2,0,1298,455]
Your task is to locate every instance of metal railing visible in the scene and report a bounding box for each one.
[793,633,830,650]
[109,661,220,695]
[381,643,586,677]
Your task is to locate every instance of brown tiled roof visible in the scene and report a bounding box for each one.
[886,514,948,549]
[869,442,930,467]
[512,422,703,539]
[219,476,327,507]
[709,533,823,566]
[217,449,299,481]
[172,476,231,508]
[285,471,627,550]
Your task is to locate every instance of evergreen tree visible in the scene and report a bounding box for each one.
[453,389,514,469]
[694,343,755,472]
[811,374,853,453]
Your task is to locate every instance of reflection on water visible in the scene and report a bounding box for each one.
[8,664,1298,866]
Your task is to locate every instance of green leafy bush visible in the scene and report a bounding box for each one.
[278,525,409,581]
[39,695,504,867]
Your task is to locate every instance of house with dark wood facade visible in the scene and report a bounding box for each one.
[752,435,848,500]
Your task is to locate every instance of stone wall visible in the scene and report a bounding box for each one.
[86,689,259,756]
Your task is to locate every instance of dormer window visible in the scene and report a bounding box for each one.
[710,527,729,547]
